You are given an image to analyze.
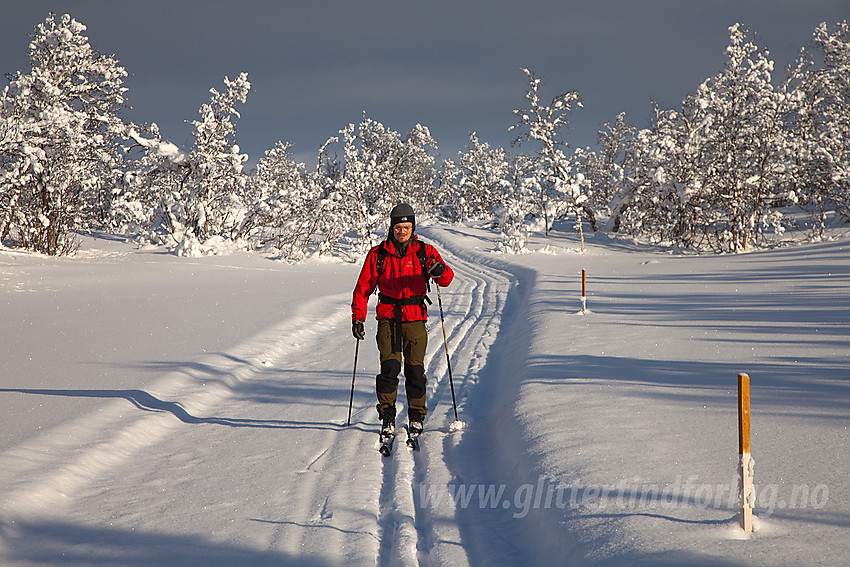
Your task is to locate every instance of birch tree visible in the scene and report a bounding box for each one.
[0,13,128,254]
[510,68,593,249]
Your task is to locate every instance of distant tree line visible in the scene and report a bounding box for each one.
[2,14,848,257]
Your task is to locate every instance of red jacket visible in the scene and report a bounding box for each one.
[351,236,454,322]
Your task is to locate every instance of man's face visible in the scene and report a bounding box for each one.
[393,222,413,244]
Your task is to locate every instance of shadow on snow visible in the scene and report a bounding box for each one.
[0,519,336,567]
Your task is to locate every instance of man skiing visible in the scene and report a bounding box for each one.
[351,203,454,452]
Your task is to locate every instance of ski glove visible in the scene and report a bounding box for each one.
[427,259,446,279]
[352,319,366,340]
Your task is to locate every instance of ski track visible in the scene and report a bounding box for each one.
[0,228,521,566]
[416,228,537,566]
[0,297,338,517]
[0,291,362,562]
[371,227,516,567]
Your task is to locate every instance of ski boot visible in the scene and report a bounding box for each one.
[406,420,423,450]
[378,405,396,456]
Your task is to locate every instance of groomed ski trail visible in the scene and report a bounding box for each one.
[372,226,516,567]
[416,227,541,566]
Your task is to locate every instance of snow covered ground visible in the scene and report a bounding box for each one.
[0,223,847,566]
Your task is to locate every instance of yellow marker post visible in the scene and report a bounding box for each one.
[738,373,754,532]
[581,269,587,314]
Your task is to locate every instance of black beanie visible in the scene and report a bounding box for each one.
[389,203,415,229]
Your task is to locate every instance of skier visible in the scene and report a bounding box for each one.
[351,203,454,452]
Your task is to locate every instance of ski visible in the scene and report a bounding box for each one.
[379,432,395,456]
[406,422,422,450]
[405,431,420,450]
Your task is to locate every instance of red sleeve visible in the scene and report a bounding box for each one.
[351,247,379,321]
[423,244,454,287]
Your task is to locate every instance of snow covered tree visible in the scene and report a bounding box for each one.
[444,132,512,222]
[110,122,189,241]
[494,153,538,252]
[246,141,305,207]
[123,74,251,247]
[510,68,593,249]
[435,157,461,221]
[784,21,850,235]
[609,104,697,245]
[616,25,792,252]
[183,72,251,241]
[239,141,318,258]
[580,112,636,215]
[687,24,790,252]
[0,13,128,255]
[318,116,438,256]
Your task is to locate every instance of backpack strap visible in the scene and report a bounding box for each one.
[376,245,388,278]
[416,243,431,293]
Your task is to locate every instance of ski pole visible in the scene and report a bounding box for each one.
[436,283,458,420]
[347,338,360,426]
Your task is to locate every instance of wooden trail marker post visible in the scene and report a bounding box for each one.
[738,372,754,532]
[581,269,587,314]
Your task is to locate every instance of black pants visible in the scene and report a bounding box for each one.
[375,319,428,422]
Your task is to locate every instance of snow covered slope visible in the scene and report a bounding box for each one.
[431,225,850,566]
[0,225,847,566]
